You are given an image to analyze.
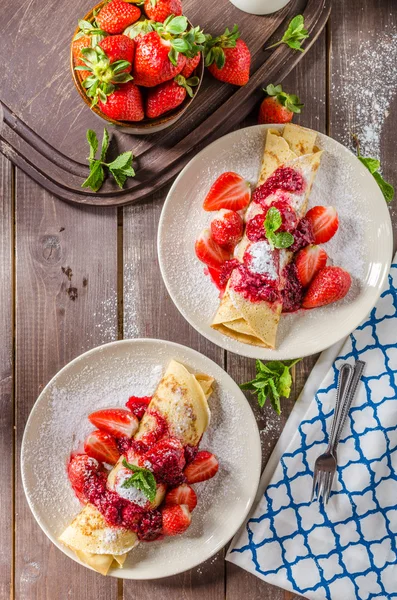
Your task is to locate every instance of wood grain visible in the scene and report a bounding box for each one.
[14,173,119,599]
[0,156,13,599]
[225,28,327,600]
[122,191,225,598]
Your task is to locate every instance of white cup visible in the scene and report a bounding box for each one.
[229,0,291,15]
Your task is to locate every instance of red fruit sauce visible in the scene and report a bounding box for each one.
[289,217,315,252]
[231,264,280,303]
[281,263,304,312]
[126,395,152,420]
[252,167,304,208]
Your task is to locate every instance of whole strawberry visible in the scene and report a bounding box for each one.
[133,16,205,87]
[204,25,250,86]
[96,0,141,34]
[302,266,351,309]
[259,83,303,124]
[146,74,199,118]
[181,53,201,78]
[143,0,182,22]
[72,35,92,81]
[99,34,135,67]
[98,81,144,121]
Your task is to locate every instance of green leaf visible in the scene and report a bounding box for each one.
[122,458,156,502]
[265,206,282,233]
[171,38,190,53]
[107,151,133,171]
[86,129,98,161]
[272,231,295,249]
[166,15,188,34]
[267,14,309,52]
[358,155,381,174]
[81,160,105,192]
[355,141,395,203]
[168,47,179,66]
[278,366,292,398]
[373,172,395,203]
[100,128,110,161]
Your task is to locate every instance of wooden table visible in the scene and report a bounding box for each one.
[1,1,396,598]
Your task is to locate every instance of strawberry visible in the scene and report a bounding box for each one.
[84,430,120,465]
[165,484,197,511]
[68,454,101,503]
[210,209,243,248]
[203,171,251,212]
[96,0,141,34]
[258,84,303,125]
[181,53,201,78]
[99,34,135,68]
[88,408,139,438]
[143,437,186,486]
[295,245,328,288]
[195,229,232,269]
[146,75,199,118]
[143,0,182,22]
[161,504,191,536]
[72,35,92,81]
[302,266,351,309]
[98,81,144,121]
[305,206,339,244]
[184,450,219,483]
[205,25,250,86]
[133,16,204,87]
[207,266,224,291]
[126,395,152,420]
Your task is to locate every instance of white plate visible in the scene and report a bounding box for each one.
[21,338,261,579]
[158,124,393,360]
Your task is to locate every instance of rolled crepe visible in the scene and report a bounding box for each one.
[212,124,322,349]
[59,360,213,575]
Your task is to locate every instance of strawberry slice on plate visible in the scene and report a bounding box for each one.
[68,454,101,503]
[302,266,351,309]
[305,206,339,244]
[161,504,191,536]
[295,245,328,287]
[84,430,121,465]
[88,408,139,438]
[203,172,251,211]
[184,450,219,483]
[165,484,197,512]
[195,229,232,269]
[210,209,243,249]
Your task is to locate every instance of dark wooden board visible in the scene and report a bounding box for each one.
[14,171,119,599]
[0,0,330,206]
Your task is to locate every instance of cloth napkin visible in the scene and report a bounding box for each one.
[227,256,397,600]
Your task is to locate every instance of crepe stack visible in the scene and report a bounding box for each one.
[59,360,213,575]
[211,124,322,349]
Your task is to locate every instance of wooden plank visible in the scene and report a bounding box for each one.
[0,156,13,598]
[122,190,225,599]
[14,172,119,599]
[329,0,397,248]
[225,29,328,600]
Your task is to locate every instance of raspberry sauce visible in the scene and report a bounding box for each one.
[281,263,304,312]
[252,167,304,208]
[231,264,280,303]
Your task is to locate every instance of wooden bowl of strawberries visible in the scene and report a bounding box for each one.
[71,0,205,134]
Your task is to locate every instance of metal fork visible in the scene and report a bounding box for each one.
[311,360,365,504]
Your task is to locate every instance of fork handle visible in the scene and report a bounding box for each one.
[327,363,353,450]
[332,360,366,449]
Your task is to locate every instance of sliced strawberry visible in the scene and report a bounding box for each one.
[203,172,251,212]
[68,454,101,503]
[165,484,197,512]
[184,450,219,484]
[295,245,328,287]
[161,504,191,536]
[302,266,351,309]
[210,209,243,249]
[126,395,152,420]
[84,430,120,465]
[195,229,232,269]
[305,206,339,244]
[207,266,224,291]
[88,408,139,438]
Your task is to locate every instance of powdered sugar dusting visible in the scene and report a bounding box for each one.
[246,241,277,278]
[22,340,260,576]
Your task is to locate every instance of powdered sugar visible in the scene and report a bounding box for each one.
[246,241,277,278]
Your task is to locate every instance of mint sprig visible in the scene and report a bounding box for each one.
[264,207,294,249]
[267,15,309,52]
[353,135,394,203]
[265,83,303,114]
[82,129,135,192]
[122,458,157,502]
[153,15,205,66]
[240,359,301,414]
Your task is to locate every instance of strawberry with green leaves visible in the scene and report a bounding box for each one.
[96,0,141,34]
[124,18,155,40]
[204,25,250,86]
[259,84,303,124]
[99,81,144,121]
[133,16,205,87]
[72,35,93,81]
[181,53,201,78]
[143,0,182,23]
[146,74,199,118]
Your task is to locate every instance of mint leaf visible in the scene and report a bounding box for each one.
[267,14,309,52]
[81,160,105,192]
[87,129,98,161]
[240,358,301,414]
[358,156,380,174]
[264,207,294,249]
[373,172,395,203]
[100,128,110,161]
[272,231,295,249]
[122,458,156,502]
[107,151,133,171]
[354,136,395,203]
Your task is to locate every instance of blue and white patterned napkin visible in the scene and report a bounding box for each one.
[227,258,397,600]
